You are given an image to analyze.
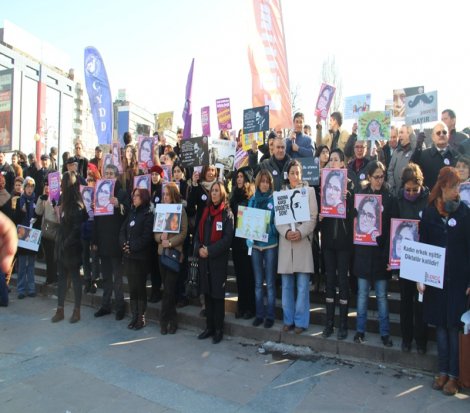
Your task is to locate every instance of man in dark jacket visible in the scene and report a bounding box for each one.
[0,151,15,193]
[411,123,459,190]
[255,137,291,191]
[74,141,89,179]
[92,164,130,320]
[441,109,468,152]
[286,112,315,159]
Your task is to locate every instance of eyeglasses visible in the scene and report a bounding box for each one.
[371,175,385,180]
[435,130,448,136]
[359,210,375,221]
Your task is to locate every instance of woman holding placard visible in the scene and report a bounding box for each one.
[353,160,396,347]
[154,183,188,335]
[393,163,429,354]
[418,167,470,396]
[276,160,317,334]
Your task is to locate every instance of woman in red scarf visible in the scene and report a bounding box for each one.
[195,181,234,344]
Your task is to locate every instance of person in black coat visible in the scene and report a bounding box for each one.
[353,161,397,347]
[92,164,130,320]
[411,123,459,190]
[418,167,470,395]
[195,181,234,344]
[51,171,89,323]
[347,140,371,192]
[119,188,154,330]
[394,163,429,354]
[321,149,355,340]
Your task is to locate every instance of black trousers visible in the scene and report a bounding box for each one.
[150,241,162,295]
[232,239,255,315]
[159,259,179,324]
[42,238,57,283]
[205,294,225,331]
[399,278,428,347]
[324,248,350,302]
[126,258,147,306]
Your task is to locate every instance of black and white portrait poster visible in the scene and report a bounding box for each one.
[180,136,209,168]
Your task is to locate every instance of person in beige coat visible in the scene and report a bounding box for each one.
[315,112,350,153]
[276,160,318,334]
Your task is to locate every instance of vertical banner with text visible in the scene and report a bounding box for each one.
[0,68,13,152]
[248,0,291,130]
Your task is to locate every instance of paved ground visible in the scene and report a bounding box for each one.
[1,295,469,413]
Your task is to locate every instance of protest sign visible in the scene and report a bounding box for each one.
[274,187,310,226]
[343,94,371,119]
[320,168,347,218]
[102,153,112,177]
[241,131,264,151]
[460,182,470,207]
[161,165,172,182]
[234,148,248,170]
[389,219,420,269]
[201,106,211,136]
[180,136,209,168]
[111,141,122,172]
[405,91,438,126]
[133,174,151,192]
[138,136,154,171]
[80,185,95,220]
[400,240,445,289]
[299,157,320,186]
[235,206,270,243]
[243,105,270,134]
[393,86,424,119]
[216,98,232,130]
[94,179,115,216]
[210,138,236,171]
[47,171,61,204]
[315,83,336,120]
[153,203,183,233]
[17,225,41,252]
[358,111,391,141]
[353,194,382,246]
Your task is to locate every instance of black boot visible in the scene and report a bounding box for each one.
[337,303,349,340]
[322,301,335,338]
[134,300,147,330]
[128,299,138,329]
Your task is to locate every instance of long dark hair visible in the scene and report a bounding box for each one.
[61,171,84,216]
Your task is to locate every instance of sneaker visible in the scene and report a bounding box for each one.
[17,293,26,299]
[94,307,111,317]
[442,378,459,396]
[381,335,393,347]
[354,332,365,344]
[115,309,125,321]
[264,319,274,329]
[252,317,263,327]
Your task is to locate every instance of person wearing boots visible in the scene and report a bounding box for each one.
[119,188,153,330]
[154,183,188,335]
[195,182,234,344]
[51,171,89,323]
[321,149,354,340]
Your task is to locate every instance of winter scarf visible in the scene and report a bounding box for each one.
[199,202,225,244]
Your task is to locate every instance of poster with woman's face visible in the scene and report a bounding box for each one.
[357,111,391,141]
[460,182,470,207]
[111,142,122,172]
[102,153,113,177]
[315,83,336,120]
[161,165,172,182]
[17,225,41,251]
[80,185,95,220]
[153,203,183,233]
[389,218,419,269]
[94,179,116,216]
[138,136,154,171]
[133,174,151,192]
[320,168,347,218]
[353,194,382,246]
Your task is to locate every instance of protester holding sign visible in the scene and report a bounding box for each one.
[353,161,396,347]
[229,166,255,320]
[320,149,355,340]
[256,137,291,191]
[393,163,429,354]
[286,112,314,159]
[276,160,317,335]
[121,145,140,194]
[418,167,470,396]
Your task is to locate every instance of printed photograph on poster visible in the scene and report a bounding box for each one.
[235,206,270,243]
[0,68,14,152]
[241,131,264,151]
[343,94,371,120]
[243,105,269,134]
[17,225,41,252]
[80,185,95,220]
[405,91,438,126]
[201,106,211,136]
[315,83,336,120]
[399,239,445,289]
[157,111,174,135]
[180,136,209,168]
[320,168,347,218]
[216,98,232,130]
[353,194,382,245]
[460,182,470,207]
[133,174,151,192]
[299,157,320,186]
[138,136,154,171]
[389,219,419,269]
[393,86,424,119]
[111,142,122,172]
[48,171,61,204]
[357,111,391,141]
[102,153,112,177]
[94,179,116,216]
[210,138,236,171]
[161,165,172,182]
[153,203,183,233]
[274,188,310,226]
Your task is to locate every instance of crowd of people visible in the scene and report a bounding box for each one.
[0,109,470,396]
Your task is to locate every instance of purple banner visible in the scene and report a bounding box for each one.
[201,106,211,136]
[47,171,61,204]
[216,98,232,130]
[182,58,195,140]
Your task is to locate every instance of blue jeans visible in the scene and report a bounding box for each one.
[436,326,460,378]
[17,254,36,295]
[281,273,310,328]
[251,247,277,320]
[356,278,389,336]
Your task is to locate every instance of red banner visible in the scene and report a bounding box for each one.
[248,0,291,130]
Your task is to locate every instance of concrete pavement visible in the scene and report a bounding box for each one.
[0,294,469,413]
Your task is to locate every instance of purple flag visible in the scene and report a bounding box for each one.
[201,106,211,136]
[182,58,195,140]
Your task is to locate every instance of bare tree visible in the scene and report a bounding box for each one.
[290,83,301,116]
[320,55,343,126]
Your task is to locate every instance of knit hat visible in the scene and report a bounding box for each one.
[237,166,254,183]
[150,164,164,178]
[87,163,101,180]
